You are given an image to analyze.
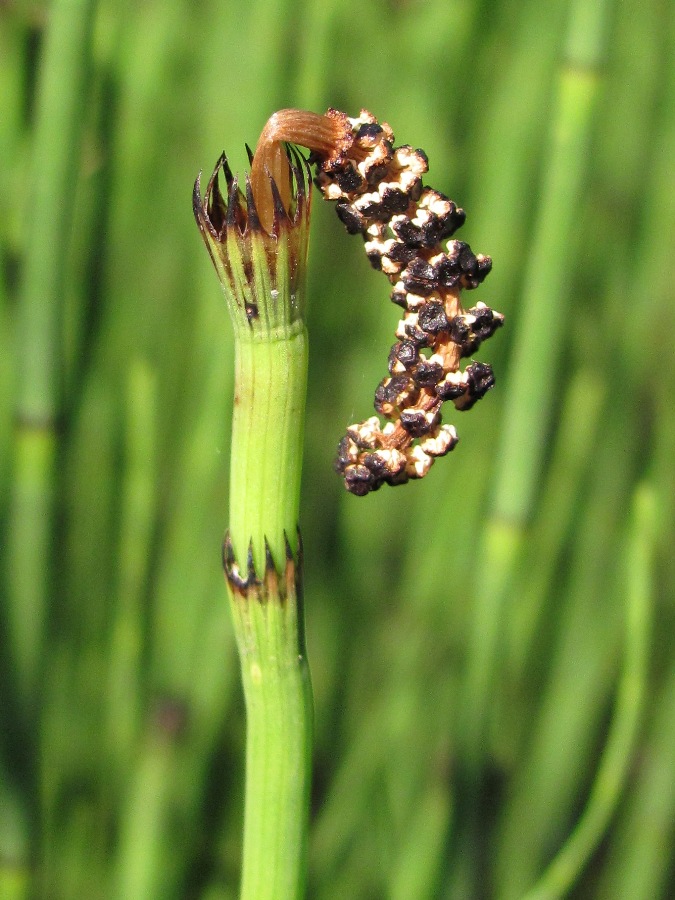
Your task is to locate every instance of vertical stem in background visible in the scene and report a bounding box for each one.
[521,482,654,900]
[106,361,158,772]
[0,17,24,500]
[194,146,313,898]
[113,720,176,900]
[7,0,97,706]
[459,0,613,774]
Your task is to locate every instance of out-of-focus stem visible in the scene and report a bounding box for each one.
[460,0,613,775]
[521,482,655,900]
[8,0,97,706]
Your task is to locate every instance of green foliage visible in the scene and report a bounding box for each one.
[1,0,673,897]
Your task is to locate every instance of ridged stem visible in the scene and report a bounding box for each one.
[231,570,313,900]
[227,325,312,900]
[194,138,314,899]
[229,327,307,571]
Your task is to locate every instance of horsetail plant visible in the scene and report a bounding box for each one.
[193,107,501,897]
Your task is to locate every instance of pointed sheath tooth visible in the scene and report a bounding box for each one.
[263,537,280,598]
[205,156,221,202]
[286,527,304,607]
[220,152,234,185]
[209,170,229,235]
[288,146,311,224]
[244,176,262,232]
[284,529,294,564]
[269,175,291,233]
[204,158,228,235]
[210,151,231,187]
[245,142,254,165]
[222,531,235,576]
[293,171,307,225]
[287,145,304,190]
[264,537,276,574]
[246,539,258,585]
[226,176,241,228]
[192,173,208,233]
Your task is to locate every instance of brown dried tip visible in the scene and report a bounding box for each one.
[249,109,352,233]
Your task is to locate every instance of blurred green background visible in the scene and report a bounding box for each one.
[1,0,673,897]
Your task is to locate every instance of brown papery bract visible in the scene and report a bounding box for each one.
[250,109,350,233]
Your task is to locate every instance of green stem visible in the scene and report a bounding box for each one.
[8,0,97,705]
[521,482,655,900]
[113,718,178,900]
[194,151,314,897]
[460,0,613,775]
[229,329,307,571]
[226,326,312,900]
[231,574,313,900]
